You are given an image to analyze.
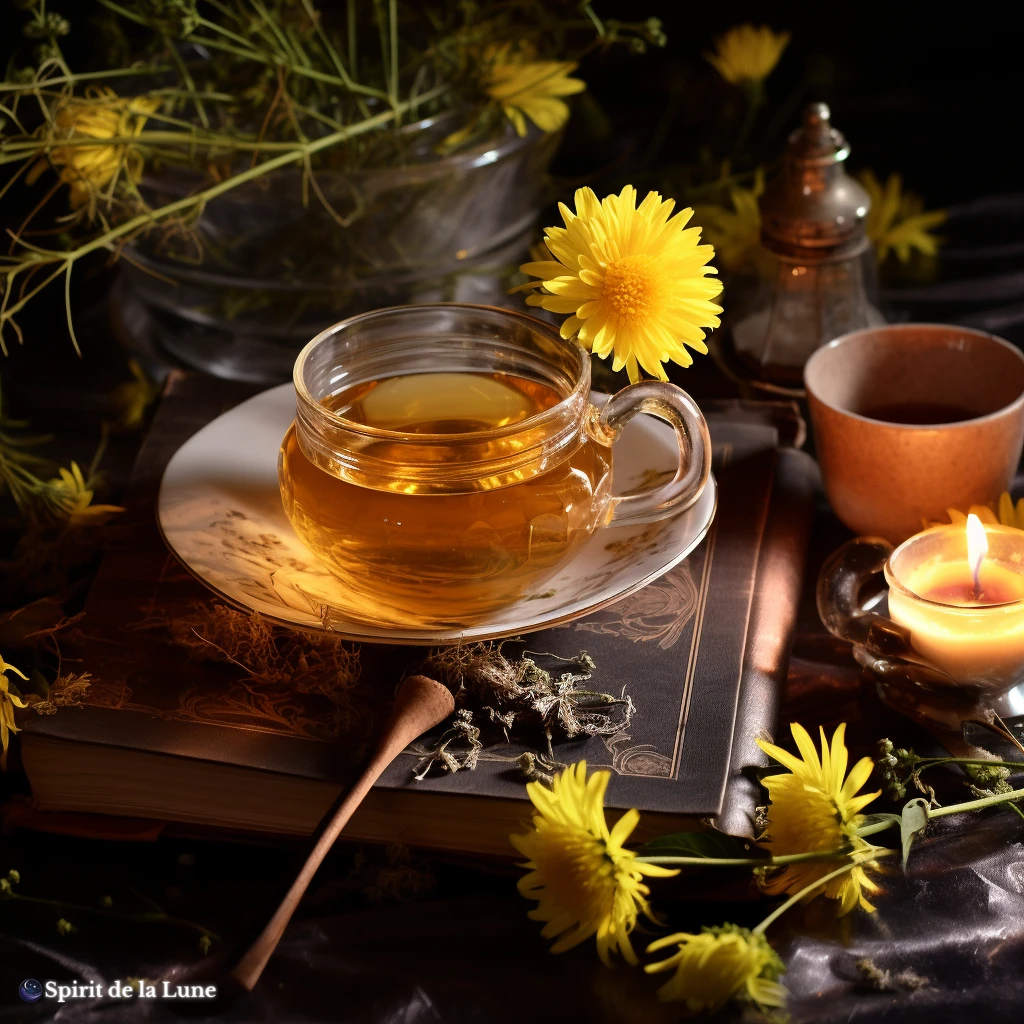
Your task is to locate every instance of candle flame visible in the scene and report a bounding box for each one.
[966,512,989,579]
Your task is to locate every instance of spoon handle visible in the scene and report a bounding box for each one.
[229,675,454,991]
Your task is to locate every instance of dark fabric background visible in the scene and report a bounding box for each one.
[3,3,1024,1020]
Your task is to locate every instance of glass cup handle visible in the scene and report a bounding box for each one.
[590,382,712,527]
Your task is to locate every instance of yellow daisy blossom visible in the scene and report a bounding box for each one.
[858,170,946,264]
[756,723,884,915]
[1,655,29,771]
[510,761,677,965]
[928,492,1024,531]
[695,168,766,274]
[44,87,160,210]
[520,185,723,382]
[47,462,123,525]
[487,56,585,137]
[645,925,786,1012]
[706,25,790,87]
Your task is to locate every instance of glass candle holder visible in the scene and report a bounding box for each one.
[884,524,1024,693]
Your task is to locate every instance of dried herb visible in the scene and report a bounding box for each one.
[413,709,482,780]
[28,671,92,715]
[413,641,633,779]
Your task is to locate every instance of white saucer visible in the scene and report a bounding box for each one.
[157,384,717,643]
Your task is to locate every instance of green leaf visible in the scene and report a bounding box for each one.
[900,798,930,870]
[640,830,754,859]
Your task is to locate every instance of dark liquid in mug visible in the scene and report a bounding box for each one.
[858,401,980,425]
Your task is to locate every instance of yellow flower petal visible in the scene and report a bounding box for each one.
[518,186,721,382]
[487,59,585,137]
[510,762,659,965]
[859,170,945,264]
[756,723,888,916]
[941,494,1024,535]
[645,926,786,1012]
[705,25,790,85]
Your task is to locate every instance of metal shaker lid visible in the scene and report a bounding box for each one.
[759,102,871,259]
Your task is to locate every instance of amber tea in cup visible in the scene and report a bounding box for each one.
[279,304,711,629]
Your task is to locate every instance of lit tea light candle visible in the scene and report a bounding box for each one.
[884,516,1024,693]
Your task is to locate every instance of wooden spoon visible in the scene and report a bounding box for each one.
[227,673,454,991]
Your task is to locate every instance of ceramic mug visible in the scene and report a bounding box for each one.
[805,323,1024,543]
[279,303,711,629]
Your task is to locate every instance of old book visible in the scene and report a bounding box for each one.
[19,377,816,856]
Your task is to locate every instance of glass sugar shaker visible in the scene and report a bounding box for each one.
[731,102,884,388]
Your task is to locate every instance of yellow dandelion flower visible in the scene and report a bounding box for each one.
[44,87,159,210]
[47,462,123,525]
[695,168,766,274]
[1,655,30,771]
[926,492,1024,531]
[756,723,885,915]
[486,56,585,137]
[111,359,159,433]
[706,25,790,87]
[520,185,723,383]
[645,925,786,1012]
[858,170,946,265]
[510,761,677,965]
[993,492,1023,530]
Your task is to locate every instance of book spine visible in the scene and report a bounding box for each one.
[716,449,820,837]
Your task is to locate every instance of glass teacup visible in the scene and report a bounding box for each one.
[279,303,711,629]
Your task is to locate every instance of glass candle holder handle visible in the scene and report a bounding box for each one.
[817,536,959,689]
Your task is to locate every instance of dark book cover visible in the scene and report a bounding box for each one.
[21,376,814,837]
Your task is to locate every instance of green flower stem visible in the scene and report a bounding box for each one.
[2,129,389,155]
[912,757,1024,773]
[855,819,900,839]
[4,891,220,942]
[95,0,389,100]
[0,84,447,330]
[346,0,360,79]
[0,67,170,92]
[928,785,1024,819]
[250,0,294,59]
[193,31,387,99]
[164,34,209,129]
[389,0,399,110]
[751,850,896,936]
[300,0,355,88]
[684,168,763,200]
[192,13,258,52]
[638,847,856,868]
[0,261,68,350]
[581,2,606,36]
[733,80,764,160]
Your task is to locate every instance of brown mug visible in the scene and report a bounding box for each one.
[805,323,1024,544]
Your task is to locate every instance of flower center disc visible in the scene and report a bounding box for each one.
[602,253,662,324]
